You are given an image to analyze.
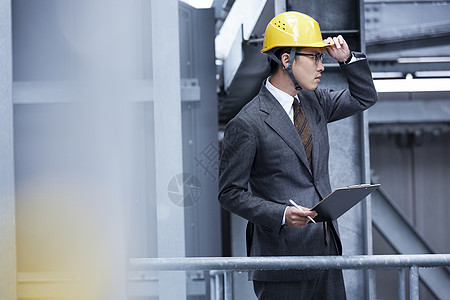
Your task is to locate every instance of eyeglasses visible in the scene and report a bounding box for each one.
[295,52,324,65]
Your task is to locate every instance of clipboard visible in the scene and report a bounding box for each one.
[311,184,380,222]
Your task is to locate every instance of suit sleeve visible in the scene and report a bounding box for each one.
[218,116,285,232]
[316,53,379,123]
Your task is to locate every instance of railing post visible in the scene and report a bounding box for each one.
[210,271,216,300]
[224,271,233,300]
[409,266,419,300]
[215,272,223,300]
[398,268,406,300]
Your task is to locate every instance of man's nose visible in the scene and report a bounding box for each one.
[317,60,325,72]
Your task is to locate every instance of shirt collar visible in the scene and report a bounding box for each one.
[265,77,297,115]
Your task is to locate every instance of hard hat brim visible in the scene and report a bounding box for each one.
[261,40,331,53]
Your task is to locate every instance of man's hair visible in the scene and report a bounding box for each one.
[268,47,303,74]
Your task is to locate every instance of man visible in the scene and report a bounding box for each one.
[218,11,378,300]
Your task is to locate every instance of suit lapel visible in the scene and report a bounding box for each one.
[259,87,313,177]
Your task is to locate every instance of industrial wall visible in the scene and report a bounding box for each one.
[371,131,450,300]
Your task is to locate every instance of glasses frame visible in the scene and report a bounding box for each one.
[295,52,324,65]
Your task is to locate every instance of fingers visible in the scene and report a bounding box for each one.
[324,35,350,62]
[324,35,345,49]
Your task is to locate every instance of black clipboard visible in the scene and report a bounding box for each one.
[312,184,380,222]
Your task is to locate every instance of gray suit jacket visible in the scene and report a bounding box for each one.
[218,56,378,282]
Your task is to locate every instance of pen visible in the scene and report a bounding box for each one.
[289,199,316,224]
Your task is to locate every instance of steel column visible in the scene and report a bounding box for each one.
[274,0,286,15]
[151,0,186,299]
[0,0,17,298]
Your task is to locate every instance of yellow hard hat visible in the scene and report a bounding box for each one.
[261,11,331,53]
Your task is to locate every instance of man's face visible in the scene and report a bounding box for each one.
[292,47,325,91]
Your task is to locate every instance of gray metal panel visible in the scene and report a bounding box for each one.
[365,1,450,52]
[288,0,359,31]
[371,132,450,252]
[179,4,222,258]
[365,1,450,74]
[370,131,450,299]
[179,5,222,299]
[0,0,17,298]
[371,188,450,299]
[369,134,415,218]
[413,133,450,254]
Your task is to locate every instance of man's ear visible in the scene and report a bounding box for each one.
[280,52,290,69]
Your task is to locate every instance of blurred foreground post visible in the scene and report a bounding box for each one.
[0,0,17,298]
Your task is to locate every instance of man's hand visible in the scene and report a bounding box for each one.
[285,205,318,228]
[324,35,351,63]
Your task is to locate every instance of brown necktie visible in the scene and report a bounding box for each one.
[293,97,313,169]
[293,98,328,244]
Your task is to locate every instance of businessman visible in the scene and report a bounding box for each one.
[218,11,378,299]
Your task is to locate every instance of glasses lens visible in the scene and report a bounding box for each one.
[314,53,324,64]
[295,52,324,64]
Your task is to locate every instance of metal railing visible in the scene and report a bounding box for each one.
[129,254,450,300]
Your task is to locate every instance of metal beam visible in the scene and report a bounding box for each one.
[368,99,450,124]
[12,79,200,104]
[369,60,450,74]
[366,21,450,52]
[0,0,17,298]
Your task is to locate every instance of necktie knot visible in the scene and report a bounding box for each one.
[292,97,300,108]
[293,97,301,120]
